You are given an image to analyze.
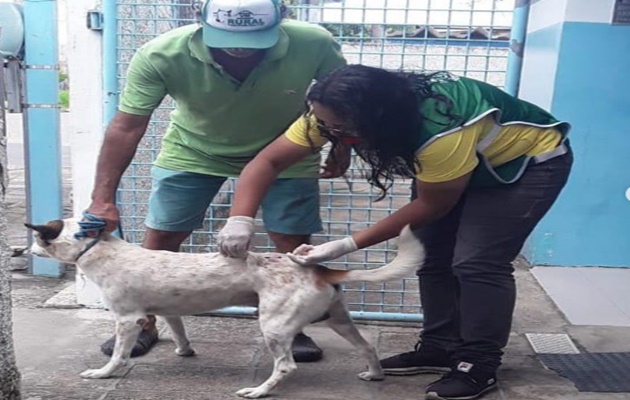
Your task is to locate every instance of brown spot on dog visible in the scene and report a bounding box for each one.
[279,273,295,285]
[313,265,349,290]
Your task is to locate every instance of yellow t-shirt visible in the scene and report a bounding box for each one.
[284,115,562,183]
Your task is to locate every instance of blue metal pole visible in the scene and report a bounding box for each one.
[22,0,63,277]
[212,306,424,322]
[505,0,530,96]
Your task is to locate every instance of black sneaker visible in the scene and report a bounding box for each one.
[425,361,497,400]
[380,342,452,376]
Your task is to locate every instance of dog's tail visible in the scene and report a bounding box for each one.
[316,225,424,285]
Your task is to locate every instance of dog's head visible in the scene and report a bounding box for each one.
[25,218,100,263]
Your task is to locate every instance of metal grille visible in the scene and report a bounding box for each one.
[525,333,580,355]
[113,0,516,320]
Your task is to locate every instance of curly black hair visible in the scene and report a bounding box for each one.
[305,64,458,200]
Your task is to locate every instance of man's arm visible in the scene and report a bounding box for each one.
[86,46,166,230]
[87,111,151,231]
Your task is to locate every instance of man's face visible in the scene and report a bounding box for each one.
[220,48,262,58]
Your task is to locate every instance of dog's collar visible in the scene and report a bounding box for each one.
[75,237,101,261]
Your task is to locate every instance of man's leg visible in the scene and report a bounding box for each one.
[101,166,225,357]
[426,150,573,400]
[261,178,325,362]
[143,229,191,252]
[266,232,310,254]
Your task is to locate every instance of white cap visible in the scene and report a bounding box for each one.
[201,0,282,49]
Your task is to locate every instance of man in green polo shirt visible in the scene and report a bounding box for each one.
[86,0,347,361]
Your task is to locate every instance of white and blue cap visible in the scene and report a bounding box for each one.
[201,0,283,49]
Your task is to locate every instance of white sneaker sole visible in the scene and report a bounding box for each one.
[425,382,497,400]
[384,366,451,376]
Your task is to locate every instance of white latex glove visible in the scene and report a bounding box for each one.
[217,216,256,258]
[287,237,358,265]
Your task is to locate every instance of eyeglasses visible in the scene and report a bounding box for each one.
[315,119,362,145]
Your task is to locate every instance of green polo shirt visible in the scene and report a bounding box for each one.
[119,20,346,177]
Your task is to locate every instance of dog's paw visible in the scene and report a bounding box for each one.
[236,387,269,398]
[357,370,385,381]
[80,369,111,379]
[175,347,195,357]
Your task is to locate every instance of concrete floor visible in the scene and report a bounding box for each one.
[9,261,630,400]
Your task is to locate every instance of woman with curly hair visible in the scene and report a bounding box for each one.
[217,64,572,400]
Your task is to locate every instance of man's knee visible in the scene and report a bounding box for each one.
[142,228,191,251]
[267,232,310,253]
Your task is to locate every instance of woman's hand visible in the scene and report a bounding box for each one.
[287,236,358,265]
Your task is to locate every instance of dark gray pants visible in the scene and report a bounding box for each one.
[412,149,573,371]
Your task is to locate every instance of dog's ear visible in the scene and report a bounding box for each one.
[24,220,64,241]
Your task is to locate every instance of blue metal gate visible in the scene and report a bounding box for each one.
[109,0,524,321]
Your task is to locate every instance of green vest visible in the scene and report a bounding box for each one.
[416,75,571,186]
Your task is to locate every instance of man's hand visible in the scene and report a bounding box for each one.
[85,201,120,233]
[287,236,358,265]
[217,216,256,258]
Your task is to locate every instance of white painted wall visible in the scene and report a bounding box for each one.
[65,0,106,308]
[526,0,568,33]
[519,0,618,110]
[518,0,568,110]
[565,0,615,24]
[58,0,68,63]
[525,0,615,32]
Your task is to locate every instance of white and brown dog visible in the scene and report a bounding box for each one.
[26,218,424,398]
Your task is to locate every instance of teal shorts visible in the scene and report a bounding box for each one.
[145,166,323,234]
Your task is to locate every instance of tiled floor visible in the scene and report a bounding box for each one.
[532,267,630,327]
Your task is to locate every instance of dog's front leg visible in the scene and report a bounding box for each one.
[80,316,144,379]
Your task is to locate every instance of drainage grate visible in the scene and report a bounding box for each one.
[525,333,580,354]
[538,353,630,392]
